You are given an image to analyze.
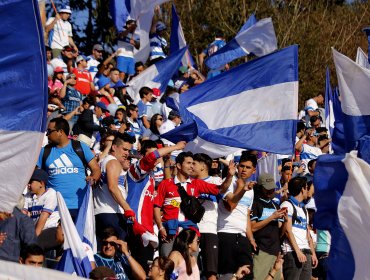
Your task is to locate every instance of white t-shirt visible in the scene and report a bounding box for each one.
[198,176,223,234]
[300,144,322,174]
[87,56,100,79]
[281,200,310,253]
[46,18,72,49]
[159,120,181,157]
[305,98,318,125]
[50,57,68,78]
[94,155,128,215]
[217,176,254,235]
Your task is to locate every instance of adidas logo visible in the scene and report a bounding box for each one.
[49,153,79,175]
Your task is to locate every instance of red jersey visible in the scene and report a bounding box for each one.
[154,177,219,222]
[73,68,92,95]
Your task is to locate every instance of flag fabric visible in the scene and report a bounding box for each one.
[205,17,277,70]
[161,45,298,158]
[127,47,187,103]
[109,0,170,63]
[355,47,370,69]
[257,153,280,184]
[75,184,97,253]
[325,67,335,138]
[332,48,370,151]
[314,153,354,280]
[57,192,92,277]
[0,0,48,212]
[363,27,370,64]
[330,87,346,155]
[170,4,194,67]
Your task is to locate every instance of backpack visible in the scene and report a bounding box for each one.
[41,139,88,174]
[176,183,205,224]
[286,200,308,226]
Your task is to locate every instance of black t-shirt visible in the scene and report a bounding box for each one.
[251,197,282,256]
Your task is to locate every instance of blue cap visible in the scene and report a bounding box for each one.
[95,102,109,112]
[156,21,167,32]
[97,76,110,89]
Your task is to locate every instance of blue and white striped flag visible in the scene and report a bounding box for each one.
[356,47,370,69]
[325,67,335,138]
[0,0,48,213]
[162,45,298,158]
[333,48,370,151]
[57,191,92,277]
[127,47,187,103]
[205,16,277,70]
[170,4,194,67]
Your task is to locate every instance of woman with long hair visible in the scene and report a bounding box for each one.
[148,256,175,280]
[143,113,164,141]
[169,229,200,279]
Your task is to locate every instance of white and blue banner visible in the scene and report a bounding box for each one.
[355,47,370,69]
[170,4,194,67]
[162,45,298,158]
[325,67,335,138]
[127,47,187,103]
[109,0,170,63]
[205,16,277,70]
[57,191,92,278]
[0,0,48,213]
[333,48,370,151]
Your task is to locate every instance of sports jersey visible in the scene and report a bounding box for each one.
[154,177,219,222]
[62,86,83,122]
[37,141,94,209]
[94,155,127,215]
[94,253,131,280]
[73,67,93,95]
[149,33,167,60]
[203,38,226,71]
[300,144,322,173]
[137,100,147,119]
[46,17,72,49]
[217,176,254,235]
[198,176,223,234]
[304,98,318,125]
[87,56,100,79]
[127,118,143,151]
[117,30,140,58]
[126,150,160,233]
[281,198,310,253]
[23,188,60,230]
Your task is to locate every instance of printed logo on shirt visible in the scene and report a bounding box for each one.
[144,190,155,201]
[48,154,78,175]
[170,200,180,208]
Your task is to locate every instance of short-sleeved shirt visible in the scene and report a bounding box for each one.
[280,198,310,253]
[94,253,131,280]
[217,176,254,235]
[62,86,83,122]
[300,144,322,173]
[46,18,72,49]
[251,197,282,256]
[149,33,167,60]
[23,188,60,230]
[117,30,140,58]
[137,100,147,119]
[73,68,93,95]
[37,141,94,209]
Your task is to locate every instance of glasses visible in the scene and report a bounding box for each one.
[102,241,117,247]
[46,129,58,136]
[156,118,163,121]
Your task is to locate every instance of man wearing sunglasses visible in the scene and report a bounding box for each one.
[94,227,146,280]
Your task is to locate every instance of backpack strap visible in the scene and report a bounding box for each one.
[71,139,88,168]
[41,144,53,171]
[286,200,298,225]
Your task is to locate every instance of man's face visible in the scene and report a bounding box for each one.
[79,59,87,68]
[173,116,181,126]
[136,65,145,75]
[93,49,103,60]
[28,180,43,194]
[191,160,204,178]
[281,170,292,184]
[46,122,60,144]
[237,160,256,180]
[113,141,132,162]
[21,255,44,267]
[60,12,71,21]
[110,70,120,83]
[101,236,118,258]
[317,95,324,105]
[129,108,139,120]
[178,156,194,176]
[311,119,320,129]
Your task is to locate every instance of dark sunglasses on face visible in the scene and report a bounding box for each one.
[46,128,58,136]
[102,240,117,247]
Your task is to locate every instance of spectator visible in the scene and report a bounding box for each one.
[309,116,322,129]
[87,44,104,79]
[45,4,78,58]
[90,266,117,280]
[137,87,154,129]
[23,169,59,236]
[37,117,101,220]
[134,61,146,77]
[94,227,146,280]
[295,128,322,174]
[149,19,167,65]
[275,165,292,203]
[97,76,115,105]
[19,244,45,267]
[304,93,324,126]
[72,55,95,95]
[117,20,140,82]
[148,256,175,280]
[251,173,286,280]
[280,177,318,280]
[127,104,144,153]
[50,45,75,77]
[143,113,164,141]
[169,229,200,279]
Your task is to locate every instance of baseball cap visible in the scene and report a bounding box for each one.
[179,66,188,74]
[93,44,104,51]
[76,55,90,63]
[63,45,73,52]
[95,102,109,112]
[112,80,128,89]
[59,4,72,14]
[257,173,276,190]
[54,66,64,73]
[30,169,49,183]
[97,76,110,89]
[152,88,161,98]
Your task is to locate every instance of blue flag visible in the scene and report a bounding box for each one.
[363,27,370,64]
[0,0,48,213]
[127,47,187,102]
[162,45,298,158]
[205,17,277,70]
[170,4,194,67]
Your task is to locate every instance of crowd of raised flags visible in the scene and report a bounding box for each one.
[1,0,370,279]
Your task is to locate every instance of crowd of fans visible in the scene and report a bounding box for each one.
[0,3,332,280]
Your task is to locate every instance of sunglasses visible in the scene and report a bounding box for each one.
[46,128,58,136]
[102,241,117,247]
[156,118,163,121]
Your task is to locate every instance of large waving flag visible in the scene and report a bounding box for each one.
[355,47,370,69]
[325,67,335,138]
[205,17,277,70]
[127,47,187,103]
[333,48,370,151]
[0,0,48,212]
[170,4,194,67]
[109,0,170,63]
[162,45,298,158]
[57,191,92,277]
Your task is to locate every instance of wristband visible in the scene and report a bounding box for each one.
[159,227,165,231]
[268,272,275,278]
